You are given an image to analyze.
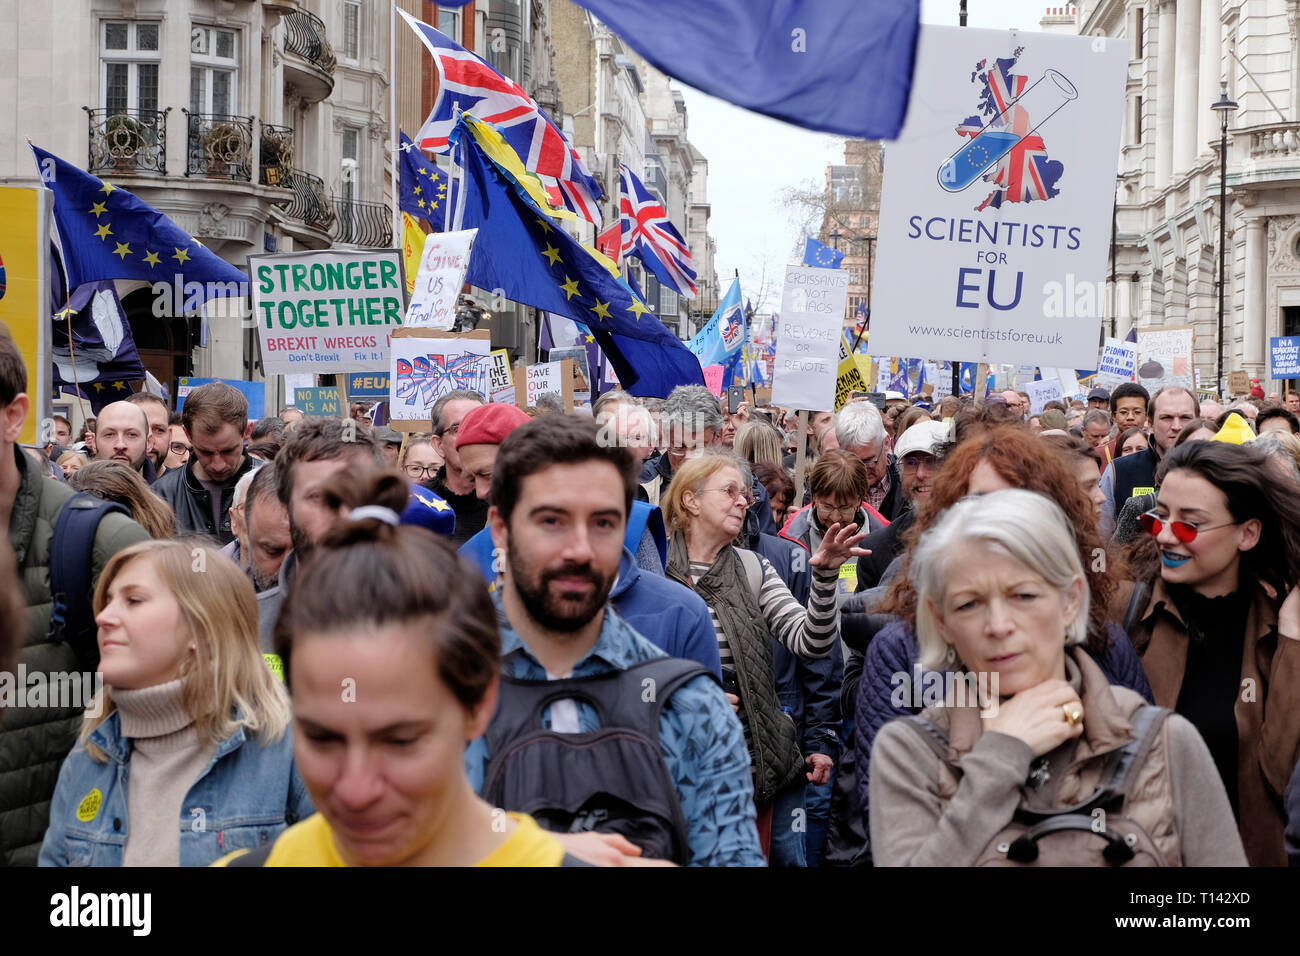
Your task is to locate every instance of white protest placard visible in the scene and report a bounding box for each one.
[525,361,562,407]
[1095,337,1138,388]
[1135,326,1195,392]
[388,330,491,423]
[250,249,406,375]
[488,349,516,403]
[1050,367,1080,398]
[772,264,848,411]
[405,229,478,329]
[1014,365,1039,388]
[1024,377,1064,415]
[867,26,1128,368]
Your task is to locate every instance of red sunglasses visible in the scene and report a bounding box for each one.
[1139,510,1237,544]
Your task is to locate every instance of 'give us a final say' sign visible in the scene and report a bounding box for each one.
[249,249,407,376]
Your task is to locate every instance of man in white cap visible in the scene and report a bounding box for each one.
[852,419,950,592]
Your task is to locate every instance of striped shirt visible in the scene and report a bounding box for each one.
[690,553,840,749]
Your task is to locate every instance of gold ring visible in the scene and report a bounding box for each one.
[1062,704,1082,726]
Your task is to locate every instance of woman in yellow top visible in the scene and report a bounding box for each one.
[218,472,576,867]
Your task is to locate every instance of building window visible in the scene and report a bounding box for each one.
[343,0,361,62]
[1135,8,1144,60]
[437,6,461,43]
[190,26,238,115]
[102,20,160,114]
[1134,95,1143,144]
[341,127,359,203]
[659,287,679,318]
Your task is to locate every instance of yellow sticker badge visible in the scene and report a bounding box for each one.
[76,788,103,822]
[263,653,285,683]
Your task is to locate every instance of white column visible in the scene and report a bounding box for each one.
[1197,0,1222,156]
[1155,0,1177,187]
[1173,0,1201,174]
[1244,217,1267,369]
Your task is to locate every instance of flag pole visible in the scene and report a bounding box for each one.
[389,0,400,249]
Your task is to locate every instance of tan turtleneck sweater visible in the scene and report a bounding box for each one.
[112,679,218,867]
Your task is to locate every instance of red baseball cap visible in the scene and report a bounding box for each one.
[455,402,532,449]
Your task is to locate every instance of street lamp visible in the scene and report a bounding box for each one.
[1212,80,1238,392]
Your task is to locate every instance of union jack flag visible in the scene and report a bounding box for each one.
[399,9,602,226]
[618,164,696,299]
[968,49,1063,210]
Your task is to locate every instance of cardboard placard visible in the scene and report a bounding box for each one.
[1228,370,1250,396]
[516,359,575,410]
[388,328,492,429]
[405,228,477,329]
[293,387,345,416]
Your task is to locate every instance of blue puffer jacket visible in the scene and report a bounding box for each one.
[853,619,1154,848]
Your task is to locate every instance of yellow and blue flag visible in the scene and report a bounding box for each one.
[803,237,844,270]
[398,130,448,231]
[450,115,702,397]
[30,144,248,293]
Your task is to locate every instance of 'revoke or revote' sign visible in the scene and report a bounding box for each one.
[250,249,406,376]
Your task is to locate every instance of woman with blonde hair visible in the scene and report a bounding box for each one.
[40,540,312,866]
[56,450,89,477]
[662,449,865,857]
[70,460,176,539]
[733,421,785,471]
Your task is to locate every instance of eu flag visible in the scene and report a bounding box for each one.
[802,237,845,270]
[53,280,147,412]
[450,116,703,397]
[31,145,248,294]
[569,0,919,140]
[399,130,448,231]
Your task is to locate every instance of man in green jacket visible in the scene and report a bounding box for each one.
[0,324,150,865]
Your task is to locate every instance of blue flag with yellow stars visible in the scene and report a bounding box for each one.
[802,237,844,270]
[450,115,703,397]
[30,144,248,293]
[398,130,448,231]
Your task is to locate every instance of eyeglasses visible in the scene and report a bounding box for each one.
[439,422,462,439]
[815,501,858,520]
[404,463,437,478]
[169,442,191,455]
[1139,510,1238,544]
[699,486,754,506]
[901,453,941,472]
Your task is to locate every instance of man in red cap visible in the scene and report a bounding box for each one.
[456,403,534,500]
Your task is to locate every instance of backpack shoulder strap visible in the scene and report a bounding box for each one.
[1122,580,1152,635]
[1100,704,1172,800]
[49,493,130,670]
[900,714,952,764]
[613,657,718,736]
[733,547,764,604]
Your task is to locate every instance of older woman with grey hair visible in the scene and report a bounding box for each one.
[869,489,1244,867]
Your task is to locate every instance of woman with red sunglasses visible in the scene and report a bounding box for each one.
[1122,440,1300,865]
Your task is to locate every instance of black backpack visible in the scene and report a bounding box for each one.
[47,492,130,673]
[481,657,712,865]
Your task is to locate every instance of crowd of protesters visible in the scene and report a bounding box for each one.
[4,318,1300,866]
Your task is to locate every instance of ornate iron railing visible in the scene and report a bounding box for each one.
[283,9,337,74]
[331,196,393,247]
[183,111,253,180]
[84,107,168,175]
[259,123,295,187]
[278,168,335,232]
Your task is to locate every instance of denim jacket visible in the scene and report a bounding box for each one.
[39,711,314,867]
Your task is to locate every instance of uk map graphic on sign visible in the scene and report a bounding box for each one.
[939,47,1074,212]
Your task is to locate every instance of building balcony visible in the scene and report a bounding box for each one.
[84,107,168,176]
[330,196,392,248]
[1246,121,1300,160]
[282,9,336,103]
[276,167,335,235]
[183,112,254,181]
[258,122,295,187]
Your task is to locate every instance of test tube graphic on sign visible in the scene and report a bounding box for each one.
[937,69,1078,192]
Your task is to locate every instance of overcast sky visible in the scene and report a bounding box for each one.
[677,1,1059,314]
